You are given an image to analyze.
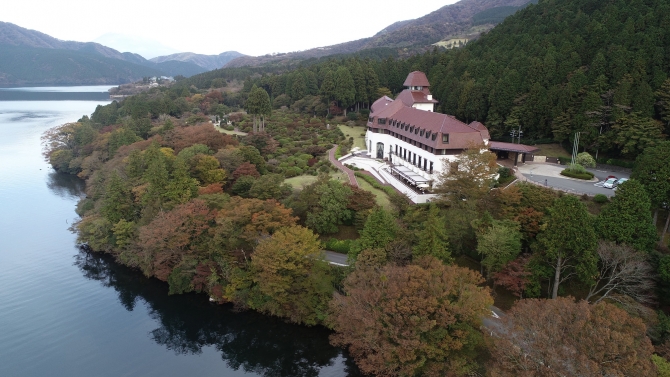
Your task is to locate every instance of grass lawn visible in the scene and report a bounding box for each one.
[357,178,391,209]
[337,124,367,150]
[283,175,319,189]
[533,143,570,158]
[283,171,349,190]
[214,125,247,136]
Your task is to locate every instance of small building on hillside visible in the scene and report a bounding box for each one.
[364,71,536,202]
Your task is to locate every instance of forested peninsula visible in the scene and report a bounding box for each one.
[43,0,670,375]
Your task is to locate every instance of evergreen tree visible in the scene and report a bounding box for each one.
[413,204,451,263]
[596,179,658,252]
[100,172,135,224]
[333,67,355,115]
[536,195,598,299]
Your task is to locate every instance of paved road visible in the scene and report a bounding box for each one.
[324,251,349,266]
[518,163,630,197]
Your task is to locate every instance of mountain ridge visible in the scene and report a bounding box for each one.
[224,0,531,68]
[0,22,208,84]
[150,51,245,71]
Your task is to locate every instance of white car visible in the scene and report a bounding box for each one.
[603,178,618,189]
[613,178,628,188]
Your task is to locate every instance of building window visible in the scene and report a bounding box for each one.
[378,118,386,125]
[423,159,427,171]
[426,131,431,139]
[442,133,449,143]
[429,161,433,174]
[432,134,437,141]
[415,127,419,134]
[420,129,424,137]
[409,126,414,133]
[368,117,373,122]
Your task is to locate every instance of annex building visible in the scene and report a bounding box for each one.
[363,71,536,202]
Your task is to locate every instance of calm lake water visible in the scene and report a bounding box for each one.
[0,87,360,377]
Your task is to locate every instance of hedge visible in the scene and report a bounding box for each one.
[560,169,594,180]
[354,172,396,196]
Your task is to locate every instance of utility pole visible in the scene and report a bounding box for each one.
[570,132,580,166]
[509,125,523,144]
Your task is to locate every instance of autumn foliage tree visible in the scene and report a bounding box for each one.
[487,297,656,377]
[245,226,333,325]
[136,199,215,282]
[329,256,493,376]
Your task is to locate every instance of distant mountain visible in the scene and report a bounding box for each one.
[150,51,245,71]
[224,0,531,68]
[0,45,162,86]
[92,33,180,59]
[0,21,206,85]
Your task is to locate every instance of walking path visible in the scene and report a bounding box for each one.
[328,145,359,187]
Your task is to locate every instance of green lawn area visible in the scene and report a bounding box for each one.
[214,125,247,136]
[357,178,391,209]
[283,171,349,190]
[337,124,367,150]
[283,175,318,189]
[533,143,570,158]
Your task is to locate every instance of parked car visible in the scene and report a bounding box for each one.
[603,177,618,189]
[613,178,628,188]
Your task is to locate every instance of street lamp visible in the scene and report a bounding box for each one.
[509,125,523,144]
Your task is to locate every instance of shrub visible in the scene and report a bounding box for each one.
[558,156,571,165]
[560,169,594,180]
[323,238,353,253]
[575,152,596,168]
[593,194,609,204]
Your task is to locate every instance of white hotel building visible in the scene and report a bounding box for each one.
[364,71,493,196]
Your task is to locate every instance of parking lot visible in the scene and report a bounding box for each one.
[516,163,630,197]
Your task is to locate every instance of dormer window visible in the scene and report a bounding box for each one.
[442,133,449,143]
[425,131,430,139]
[420,130,424,137]
[378,118,386,125]
[432,133,437,141]
[415,127,419,134]
[410,126,414,133]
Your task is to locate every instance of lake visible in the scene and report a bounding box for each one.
[0,87,360,377]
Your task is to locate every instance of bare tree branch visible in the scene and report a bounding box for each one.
[586,241,656,306]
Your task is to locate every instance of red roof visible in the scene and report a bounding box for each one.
[396,90,438,107]
[403,71,430,87]
[370,95,394,113]
[488,141,539,153]
[369,100,489,150]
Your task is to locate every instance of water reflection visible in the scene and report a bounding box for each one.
[74,248,362,377]
[46,171,86,199]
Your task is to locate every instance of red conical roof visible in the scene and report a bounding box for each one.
[403,71,430,87]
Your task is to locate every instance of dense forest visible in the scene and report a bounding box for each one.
[176,0,670,162]
[40,0,670,375]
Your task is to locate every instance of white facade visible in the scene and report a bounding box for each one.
[412,102,434,112]
[364,131,460,183]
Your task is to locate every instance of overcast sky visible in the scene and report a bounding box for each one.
[3,0,459,57]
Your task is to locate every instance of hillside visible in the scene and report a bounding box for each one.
[150,51,245,71]
[0,45,163,86]
[224,0,530,68]
[426,0,670,158]
[0,22,206,84]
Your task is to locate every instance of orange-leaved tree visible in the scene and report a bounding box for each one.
[487,297,656,377]
[329,256,493,376]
